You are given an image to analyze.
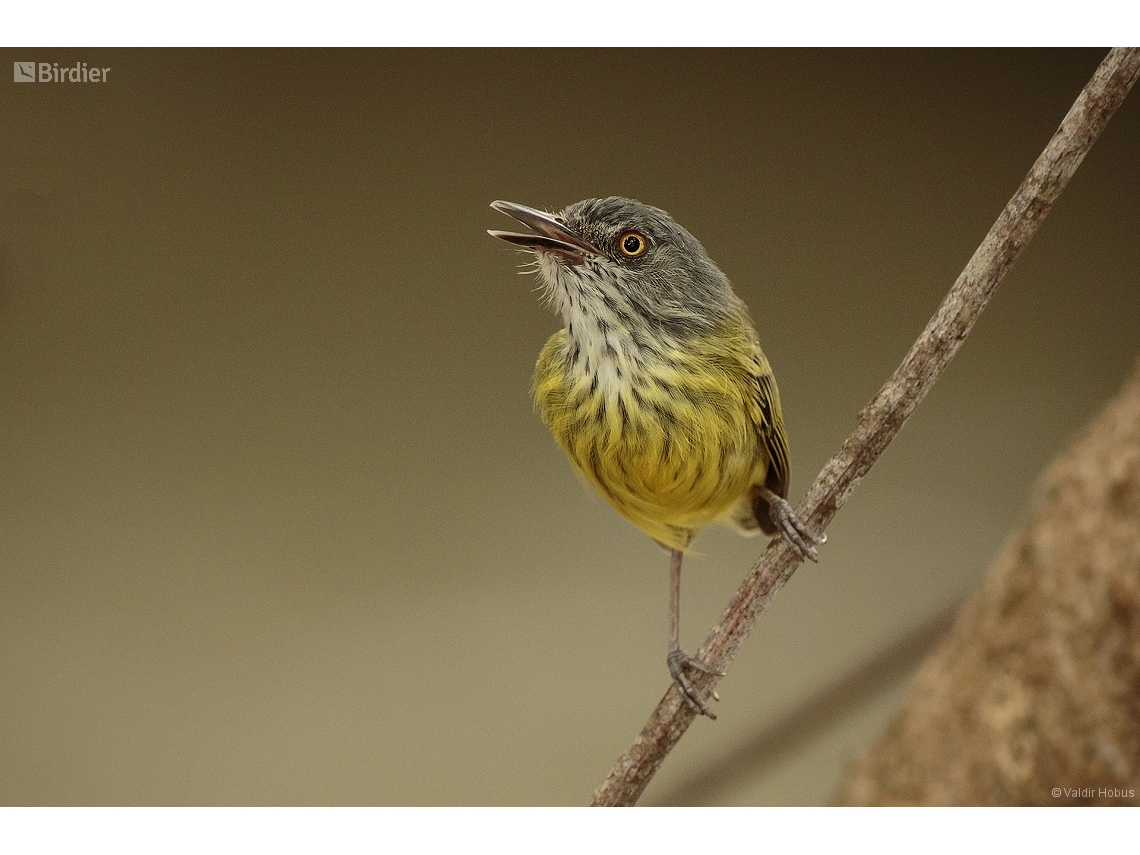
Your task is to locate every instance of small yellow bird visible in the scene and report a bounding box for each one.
[489,197,823,717]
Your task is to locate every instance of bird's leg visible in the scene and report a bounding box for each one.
[756,485,826,562]
[666,548,725,719]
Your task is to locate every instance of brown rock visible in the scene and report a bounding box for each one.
[837,358,1140,805]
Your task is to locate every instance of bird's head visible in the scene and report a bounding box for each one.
[489,196,744,338]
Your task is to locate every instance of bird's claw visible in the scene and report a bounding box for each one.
[667,647,725,719]
[768,494,826,562]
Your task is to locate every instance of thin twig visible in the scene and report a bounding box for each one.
[655,602,960,807]
[591,47,1140,808]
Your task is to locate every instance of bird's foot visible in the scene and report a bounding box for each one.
[667,647,725,720]
[768,494,826,562]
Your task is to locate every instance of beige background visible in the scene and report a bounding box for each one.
[1,49,1137,805]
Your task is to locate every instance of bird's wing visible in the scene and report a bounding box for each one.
[751,343,791,502]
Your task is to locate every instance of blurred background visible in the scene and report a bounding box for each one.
[1,49,1137,805]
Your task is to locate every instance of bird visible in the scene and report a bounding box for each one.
[488,197,824,718]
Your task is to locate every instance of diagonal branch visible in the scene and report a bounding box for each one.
[591,46,1140,808]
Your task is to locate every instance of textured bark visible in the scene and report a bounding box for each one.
[592,47,1140,807]
[837,357,1140,806]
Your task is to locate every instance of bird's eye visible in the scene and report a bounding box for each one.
[619,231,647,258]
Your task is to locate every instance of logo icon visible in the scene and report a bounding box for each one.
[14,62,36,82]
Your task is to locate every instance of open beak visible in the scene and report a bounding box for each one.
[487,200,598,263]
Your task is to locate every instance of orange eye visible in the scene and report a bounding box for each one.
[618,231,647,257]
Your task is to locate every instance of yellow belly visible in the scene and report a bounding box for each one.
[533,330,766,551]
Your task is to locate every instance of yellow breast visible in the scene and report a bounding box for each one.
[533,328,767,551]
